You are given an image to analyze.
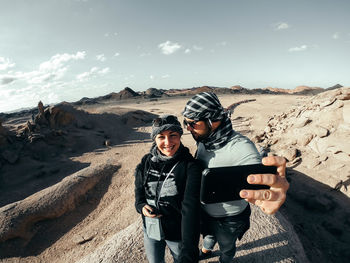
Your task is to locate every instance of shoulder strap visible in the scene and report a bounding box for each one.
[157,161,180,202]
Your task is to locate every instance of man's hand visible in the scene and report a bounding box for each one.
[239,156,289,215]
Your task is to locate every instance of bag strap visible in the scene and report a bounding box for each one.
[156,161,180,203]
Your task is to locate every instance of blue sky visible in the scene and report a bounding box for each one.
[0,0,349,112]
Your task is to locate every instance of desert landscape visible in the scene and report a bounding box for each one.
[0,85,349,263]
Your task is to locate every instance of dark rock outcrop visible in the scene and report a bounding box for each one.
[0,164,119,242]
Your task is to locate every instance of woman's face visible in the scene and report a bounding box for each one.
[155,130,181,157]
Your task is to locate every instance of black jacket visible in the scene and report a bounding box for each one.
[134,145,202,262]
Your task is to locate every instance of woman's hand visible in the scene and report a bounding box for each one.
[239,156,289,215]
[142,205,161,218]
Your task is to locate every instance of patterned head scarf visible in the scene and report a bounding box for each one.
[182,92,235,151]
[182,92,226,121]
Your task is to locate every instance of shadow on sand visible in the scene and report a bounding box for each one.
[279,167,350,263]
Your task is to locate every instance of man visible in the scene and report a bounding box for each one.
[182,92,289,263]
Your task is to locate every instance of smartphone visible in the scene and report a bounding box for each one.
[200,164,277,204]
[149,207,158,215]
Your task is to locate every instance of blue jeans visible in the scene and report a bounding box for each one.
[201,206,251,263]
[143,230,181,263]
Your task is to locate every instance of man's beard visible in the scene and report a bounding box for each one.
[191,131,209,142]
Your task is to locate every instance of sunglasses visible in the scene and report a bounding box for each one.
[183,119,200,128]
[152,115,179,127]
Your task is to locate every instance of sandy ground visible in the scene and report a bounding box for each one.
[1,93,349,262]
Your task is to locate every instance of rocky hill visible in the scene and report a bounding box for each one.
[251,87,350,261]
[264,86,324,95]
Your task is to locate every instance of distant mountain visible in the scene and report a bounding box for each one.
[2,84,339,116]
[264,86,324,95]
[103,87,140,100]
[325,84,343,91]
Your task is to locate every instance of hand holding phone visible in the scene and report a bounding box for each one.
[200,164,277,204]
[142,205,158,217]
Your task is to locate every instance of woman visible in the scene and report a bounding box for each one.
[134,115,202,263]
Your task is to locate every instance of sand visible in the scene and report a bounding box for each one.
[0,92,349,262]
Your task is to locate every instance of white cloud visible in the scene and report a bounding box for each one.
[27,72,58,84]
[161,74,170,79]
[184,49,191,54]
[76,66,110,82]
[158,41,182,55]
[76,71,91,82]
[96,54,106,62]
[98,67,110,75]
[275,22,290,30]
[150,75,155,80]
[332,32,340,39]
[0,51,90,112]
[39,52,85,71]
[288,45,308,52]
[114,52,120,57]
[0,51,85,86]
[0,57,16,71]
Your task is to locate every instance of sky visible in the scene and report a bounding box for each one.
[0,0,349,113]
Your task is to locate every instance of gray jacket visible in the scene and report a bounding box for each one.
[196,132,261,217]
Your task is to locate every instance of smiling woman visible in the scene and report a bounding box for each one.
[155,130,181,157]
[134,114,202,262]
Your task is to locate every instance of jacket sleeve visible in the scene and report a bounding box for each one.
[178,160,202,263]
[134,154,148,214]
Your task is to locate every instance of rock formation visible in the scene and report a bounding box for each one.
[254,87,350,195]
[0,164,119,242]
[144,87,166,98]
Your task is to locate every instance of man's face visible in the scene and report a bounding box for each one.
[183,117,211,142]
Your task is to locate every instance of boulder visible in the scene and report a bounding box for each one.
[47,106,76,129]
[34,101,49,126]
[278,146,298,162]
[298,134,314,146]
[0,163,119,242]
[315,126,329,138]
[145,88,164,98]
